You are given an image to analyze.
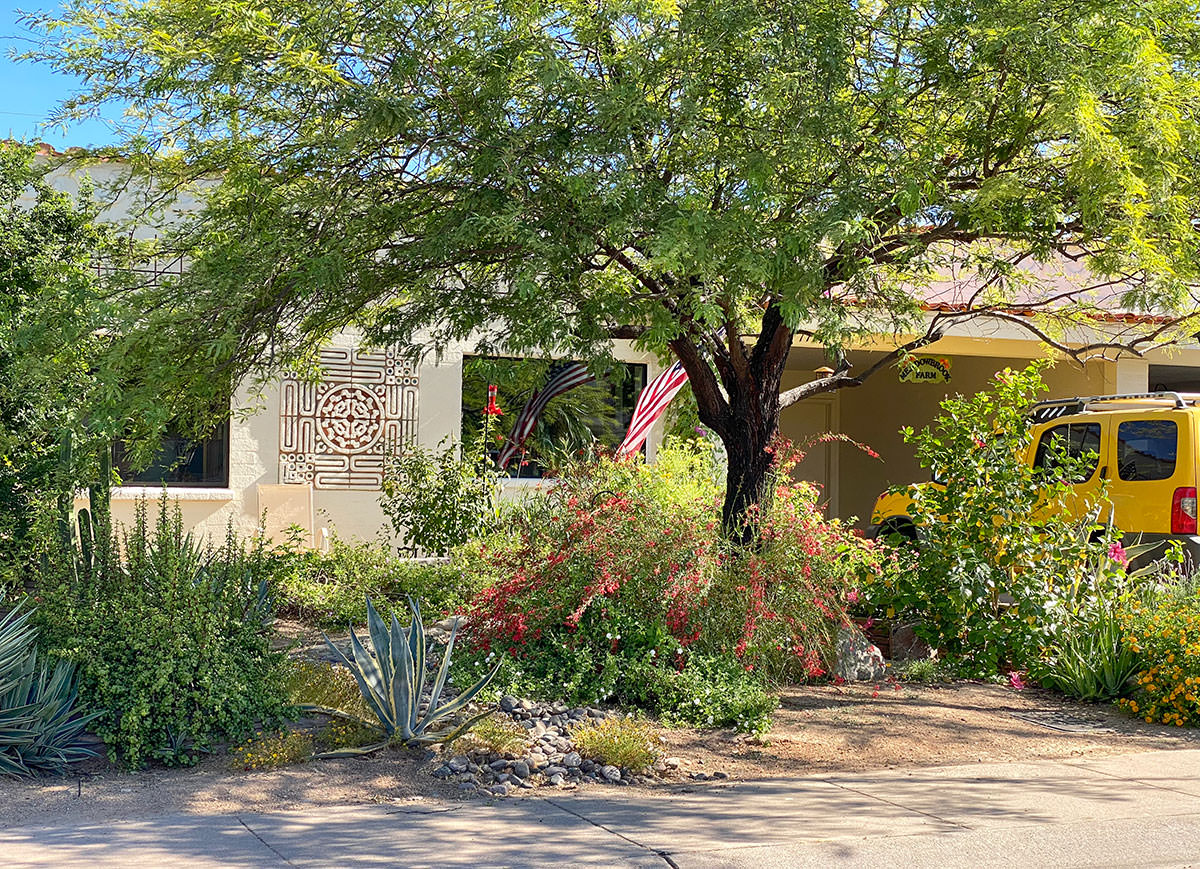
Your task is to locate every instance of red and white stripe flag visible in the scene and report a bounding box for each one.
[617,329,725,457]
[615,358,691,457]
[497,361,594,468]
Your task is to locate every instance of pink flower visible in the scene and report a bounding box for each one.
[1108,542,1129,567]
[847,590,860,604]
[1009,671,1027,690]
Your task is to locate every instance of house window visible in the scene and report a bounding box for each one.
[113,421,231,487]
[461,356,647,477]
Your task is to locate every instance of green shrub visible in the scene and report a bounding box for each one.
[624,653,778,736]
[871,363,1115,676]
[0,601,99,776]
[455,439,867,732]
[449,713,529,758]
[893,657,952,684]
[1118,577,1200,726]
[273,535,476,628]
[229,729,313,771]
[380,439,502,556]
[1030,543,1170,701]
[284,658,371,719]
[569,716,662,771]
[459,439,871,727]
[37,498,290,768]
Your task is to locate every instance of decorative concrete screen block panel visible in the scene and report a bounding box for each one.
[279,346,418,489]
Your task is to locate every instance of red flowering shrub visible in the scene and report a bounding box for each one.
[459,439,881,717]
[698,442,883,682]
[466,443,719,661]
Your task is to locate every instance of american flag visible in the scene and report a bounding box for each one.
[497,361,595,469]
[617,328,725,457]
[615,359,691,457]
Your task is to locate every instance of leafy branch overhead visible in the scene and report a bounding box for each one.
[27,0,1200,530]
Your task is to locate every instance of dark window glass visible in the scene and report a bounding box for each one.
[461,357,648,478]
[114,421,230,487]
[1033,422,1102,483]
[1117,420,1178,481]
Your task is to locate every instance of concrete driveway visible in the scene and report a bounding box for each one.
[7,748,1200,867]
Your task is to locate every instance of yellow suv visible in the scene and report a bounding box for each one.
[868,391,1200,560]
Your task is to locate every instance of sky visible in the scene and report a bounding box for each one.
[0,0,121,148]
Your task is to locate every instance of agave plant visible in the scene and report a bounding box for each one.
[0,603,100,776]
[314,597,499,756]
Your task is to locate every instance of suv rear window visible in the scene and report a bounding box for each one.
[1034,423,1102,482]
[1117,420,1178,481]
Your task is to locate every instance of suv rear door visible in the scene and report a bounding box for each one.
[1108,410,1195,535]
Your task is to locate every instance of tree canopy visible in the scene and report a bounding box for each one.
[0,145,110,576]
[29,0,1200,530]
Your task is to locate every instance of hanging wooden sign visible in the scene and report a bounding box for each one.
[898,356,952,384]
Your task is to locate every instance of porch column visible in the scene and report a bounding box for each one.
[1113,358,1149,395]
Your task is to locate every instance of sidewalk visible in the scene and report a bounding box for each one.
[7,749,1200,868]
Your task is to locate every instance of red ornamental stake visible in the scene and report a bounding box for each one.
[484,384,504,416]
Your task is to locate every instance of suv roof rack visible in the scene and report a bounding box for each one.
[1029,391,1199,423]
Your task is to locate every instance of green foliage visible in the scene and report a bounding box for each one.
[1031,542,1167,701]
[893,657,953,685]
[569,716,662,772]
[380,440,502,557]
[273,535,475,628]
[449,713,529,759]
[623,653,778,738]
[873,363,1113,676]
[29,0,1200,533]
[1118,577,1200,727]
[284,658,371,720]
[316,597,500,753]
[37,498,290,768]
[0,144,110,587]
[0,602,99,776]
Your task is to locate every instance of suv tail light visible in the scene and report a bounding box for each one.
[1172,487,1198,534]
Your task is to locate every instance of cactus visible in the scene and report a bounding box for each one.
[314,597,499,756]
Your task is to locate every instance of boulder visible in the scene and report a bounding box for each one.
[834,626,886,682]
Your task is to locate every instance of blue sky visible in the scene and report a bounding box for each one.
[0,0,120,148]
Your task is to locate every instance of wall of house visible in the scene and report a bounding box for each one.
[84,334,660,548]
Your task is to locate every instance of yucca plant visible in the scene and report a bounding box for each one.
[314,597,499,756]
[0,603,100,776]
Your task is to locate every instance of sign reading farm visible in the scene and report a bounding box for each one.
[898,356,952,384]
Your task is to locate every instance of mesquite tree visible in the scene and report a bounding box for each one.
[30,0,1200,535]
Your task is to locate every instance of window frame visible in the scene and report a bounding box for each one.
[1032,421,1103,484]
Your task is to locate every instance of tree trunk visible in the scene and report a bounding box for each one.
[719,411,780,544]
